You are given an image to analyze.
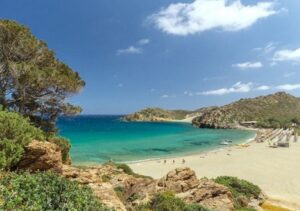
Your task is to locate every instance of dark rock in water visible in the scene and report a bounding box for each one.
[188,141,211,146]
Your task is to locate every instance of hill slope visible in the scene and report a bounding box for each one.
[122,108,193,122]
[124,92,300,129]
[192,92,300,129]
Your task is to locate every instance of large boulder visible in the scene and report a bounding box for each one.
[62,165,127,211]
[17,140,63,173]
[158,168,234,211]
[157,167,200,193]
[181,178,235,211]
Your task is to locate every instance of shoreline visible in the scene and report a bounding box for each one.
[128,135,300,210]
[124,132,257,165]
[71,129,257,166]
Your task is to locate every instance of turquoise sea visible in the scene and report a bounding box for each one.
[58,115,255,164]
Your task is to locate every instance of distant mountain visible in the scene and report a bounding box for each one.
[124,92,300,129]
[193,92,300,129]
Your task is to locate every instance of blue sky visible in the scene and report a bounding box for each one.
[1,0,300,114]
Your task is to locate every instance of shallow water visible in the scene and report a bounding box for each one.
[58,115,255,164]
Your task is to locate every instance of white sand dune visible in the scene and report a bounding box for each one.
[129,139,300,210]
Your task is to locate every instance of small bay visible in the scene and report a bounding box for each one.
[58,115,255,164]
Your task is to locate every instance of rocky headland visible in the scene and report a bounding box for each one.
[124,92,300,130]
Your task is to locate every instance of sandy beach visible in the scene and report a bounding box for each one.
[129,138,300,210]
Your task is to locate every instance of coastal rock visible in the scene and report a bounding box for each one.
[62,165,127,211]
[157,168,234,211]
[157,167,200,193]
[17,140,63,173]
[91,182,127,211]
[109,172,156,208]
[181,178,235,211]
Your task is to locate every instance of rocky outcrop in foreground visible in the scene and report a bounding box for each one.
[17,140,63,173]
[157,168,234,211]
[16,142,264,210]
[62,166,247,211]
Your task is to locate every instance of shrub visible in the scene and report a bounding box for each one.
[0,171,110,210]
[147,191,186,211]
[114,186,126,202]
[136,192,211,211]
[0,110,45,170]
[47,135,71,163]
[215,176,261,209]
[105,162,152,179]
[183,204,211,211]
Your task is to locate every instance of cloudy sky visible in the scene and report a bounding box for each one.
[1,0,300,114]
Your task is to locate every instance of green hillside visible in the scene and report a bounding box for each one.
[192,92,300,129]
[123,107,193,121]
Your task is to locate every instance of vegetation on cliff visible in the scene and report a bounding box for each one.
[137,192,211,211]
[193,92,300,129]
[0,110,71,170]
[0,110,44,170]
[215,176,262,210]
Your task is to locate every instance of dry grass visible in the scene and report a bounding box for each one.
[261,201,291,211]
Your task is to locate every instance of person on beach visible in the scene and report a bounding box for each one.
[173,160,175,164]
[182,159,185,164]
[164,160,166,164]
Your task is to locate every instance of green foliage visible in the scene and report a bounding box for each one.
[105,162,152,179]
[0,171,110,211]
[102,174,112,182]
[47,135,71,162]
[124,107,193,121]
[236,208,257,211]
[193,92,300,129]
[0,19,85,132]
[0,110,44,170]
[114,163,135,175]
[215,176,261,209]
[136,192,211,211]
[114,186,126,202]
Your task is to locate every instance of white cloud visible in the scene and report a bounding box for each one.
[117,83,124,88]
[256,85,270,91]
[254,42,276,54]
[161,94,176,98]
[117,46,143,55]
[150,0,278,36]
[138,39,150,45]
[201,82,252,95]
[273,48,300,62]
[233,62,263,70]
[184,91,194,96]
[276,84,300,91]
[283,72,296,78]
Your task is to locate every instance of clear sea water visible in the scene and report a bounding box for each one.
[57,115,255,165]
